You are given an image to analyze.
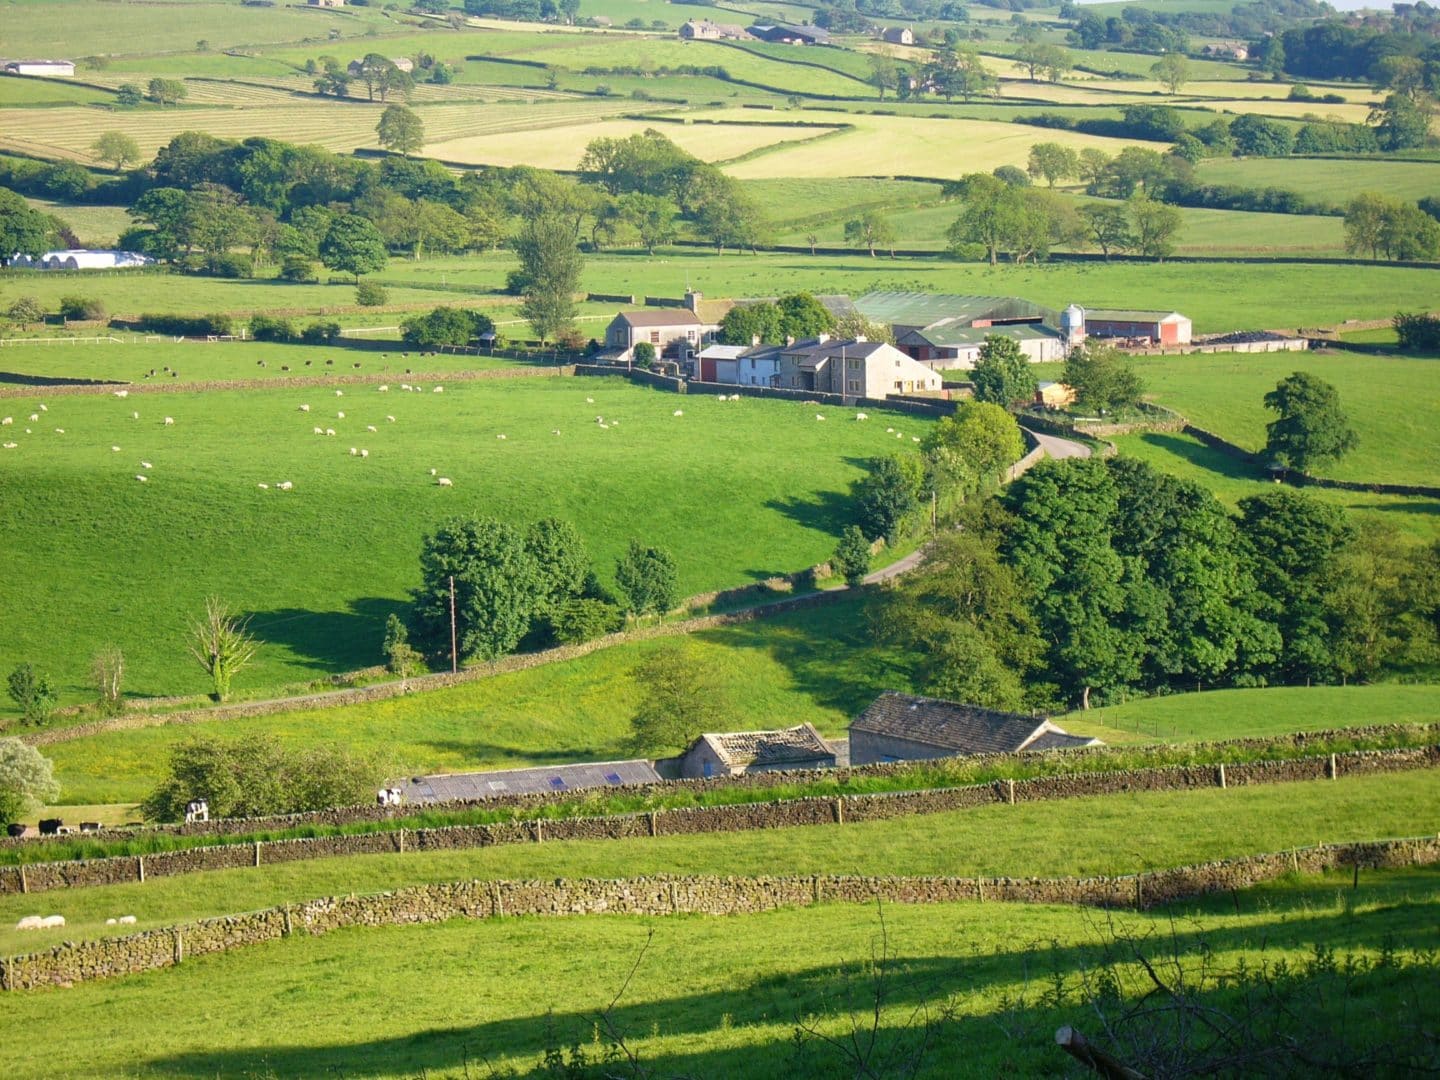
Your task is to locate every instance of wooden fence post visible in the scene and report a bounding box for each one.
[254,840,261,867]
[1216,763,1226,789]
[137,855,145,883]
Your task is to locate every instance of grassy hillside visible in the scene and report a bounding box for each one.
[0,381,929,710]
[6,860,1437,1077]
[1197,157,1440,204]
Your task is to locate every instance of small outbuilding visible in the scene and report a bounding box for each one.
[1034,380,1076,408]
[1081,309,1192,346]
[880,27,915,45]
[849,691,1099,765]
[2,60,76,77]
[680,723,836,778]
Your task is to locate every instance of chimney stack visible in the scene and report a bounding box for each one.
[684,290,702,313]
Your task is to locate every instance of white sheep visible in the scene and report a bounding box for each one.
[552,429,561,435]
[360,449,369,458]
[896,432,904,439]
[815,414,825,421]
[24,429,31,434]
[111,445,121,452]
[436,476,453,487]
[38,404,47,412]
[335,389,344,397]
[131,411,139,420]
[855,412,868,421]
[595,416,604,424]
[598,423,609,429]
[40,915,64,928]
[2,442,16,450]
[164,417,174,426]
[585,397,594,404]
[366,425,377,433]
[429,468,437,476]
[325,428,336,436]
[886,427,894,433]
[0,417,10,425]
[140,461,152,469]
[912,436,921,443]
[257,483,269,489]
[313,426,325,435]
[433,386,443,393]
[15,916,42,931]
[277,481,293,491]
[135,474,148,482]
[299,404,310,413]
[496,433,506,440]
[114,390,129,399]
[337,411,345,419]
[54,428,64,434]
[28,414,38,422]
[673,409,684,417]
[118,915,136,925]
[378,385,389,392]
[349,447,358,456]
[400,383,412,392]
[386,415,395,423]
[106,918,117,926]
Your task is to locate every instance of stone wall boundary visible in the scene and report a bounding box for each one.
[2,745,1434,896]
[4,836,1438,990]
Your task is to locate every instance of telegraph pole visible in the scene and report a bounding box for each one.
[448,575,458,674]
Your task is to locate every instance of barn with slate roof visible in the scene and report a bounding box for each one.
[680,723,836,778]
[849,691,1098,765]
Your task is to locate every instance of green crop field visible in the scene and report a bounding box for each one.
[20,198,132,248]
[1197,156,1440,203]
[0,74,115,107]
[1128,350,1440,487]
[5,859,1438,1077]
[4,770,1436,954]
[0,379,935,710]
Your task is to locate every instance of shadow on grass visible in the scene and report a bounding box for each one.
[1136,432,1262,482]
[139,877,1440,1079]
[1348,500,1440,518]
[765,489,854,537]
[243,597,406,676]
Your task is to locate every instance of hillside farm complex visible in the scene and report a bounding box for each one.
[0,0,1438,1074]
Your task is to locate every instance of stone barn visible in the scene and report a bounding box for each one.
[680,723,836,778]
[849,691,1098,765]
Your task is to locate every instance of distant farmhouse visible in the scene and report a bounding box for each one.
[2,59,75,77]
[679,723,836,778]
[857,291,1068,368]
[679,19,751,41]
[10,249,154,270]
[696,335,942,398]
[308,0,346,7]
[850,691,1099,765]
[879,27,915,45]
[747,22,830,45]
[1202,41,1249,60]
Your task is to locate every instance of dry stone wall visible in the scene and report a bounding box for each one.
[3,745,1435,897]
[6,837,1439,991]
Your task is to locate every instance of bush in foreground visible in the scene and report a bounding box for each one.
[0,739,59,825]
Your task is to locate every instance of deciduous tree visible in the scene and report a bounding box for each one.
[1263,370,1357,472]
[91,131,141,172]
[512,212,583,343]
[970,334,1036,408]
[187,596,260,702]
[377,104,425,156]
[0,740,59,825]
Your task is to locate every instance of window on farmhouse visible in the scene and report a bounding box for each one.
[847,379,861,392]
[650,331,660,344]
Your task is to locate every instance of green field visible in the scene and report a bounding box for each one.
[1128,350,1440,487]
[1197,156,1440,203]
[0,380,933,711]
[3,768,1437,954]
[20,198,132,248]
[4,857,1437,1077]
[0,74,115,107]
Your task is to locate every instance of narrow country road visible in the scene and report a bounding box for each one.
[1028,431,1093,460]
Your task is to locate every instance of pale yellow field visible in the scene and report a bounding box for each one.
[709,109,1146,180]
[0,98,649,163]
[427,117,839,169]
[994,78,1154,106]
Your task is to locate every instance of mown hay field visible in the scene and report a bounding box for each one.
[0,377,934,706]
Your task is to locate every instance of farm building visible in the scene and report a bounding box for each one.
[347,57,414,76]
[603,309,719,364]
[679,19,750,41]
[850,691,1099,765]
[1034,380,1076,408]
[879,27,915,45]
[857,291,1062,367]
[747,22,830,45]
[1202,41,1249,59]
[9,249,153,270]
[679,723,836,778]
[307,0,346,7]
[1077,308,1192,346]
[2,60,75,77]
[779,337,943,397]
[895,322,1066,369]
[401,760,660,803]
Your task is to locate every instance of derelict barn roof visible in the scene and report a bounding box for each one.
[698,723,833,768]
[851,691,1050,755]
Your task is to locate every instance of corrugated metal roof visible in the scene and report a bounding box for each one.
[900,323,1062,348]
[1084,309,1185,323]
[401,759,661,802]
[854,291,1056,329]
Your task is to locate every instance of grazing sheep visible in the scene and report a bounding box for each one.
[131,411,139,420]
[325,428,336,436]
[895,432,903,439]
[118,915,136,925]
[164,417,174,426]
[313,426,324,435]
[111,445,121,452]
[366,425,377,432]
[24,428,31,434]
[673,409,684,417]
[15,916,42,931]
[429,468,437,476]
[337,411,345,419]
[400,383,412,391]
[335,390,344,397]
[585,397,595,404]
[135,475,147,482]
[29,414,38,422]
[277,481,293,491]
[114,390,128,399]
[378,385,389,392]
[815,414,825,421]
[38,404,46,412]
[257,483,269,489]
[433,386,443,393]
[349,447,358,456]
[886,427,894,433]
[436,476,453,487]
[140,461,152,469]
[1,417,10,425]
[595,416,604,424]
[40,915,64,928]
[2,442,16,450]
[54,428,64,434]
[912,436,920,443]
[598,423,609,430]
[299,404,310,412]
[496,433,507,440]
[360,449,369,458]
[855,412,868,421]
[552,429,561,435]
[106,918,117,925]
[386,415,395,423]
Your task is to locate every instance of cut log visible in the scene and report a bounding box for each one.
[1056,1026,1147,1080]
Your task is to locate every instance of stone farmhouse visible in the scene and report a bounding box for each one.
[780,337,942,396]
[307,0,346,7]
[679,19,751,41]
[747,22,831,45]
[348,56,414,76]
[850,691,1098,765]
[879,27,915,45]
[2,59,75,76]
[602,295,721,365]
[678,723,836,778]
